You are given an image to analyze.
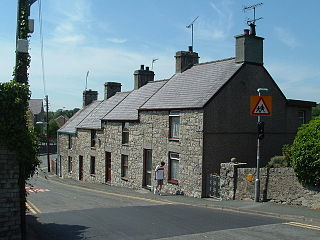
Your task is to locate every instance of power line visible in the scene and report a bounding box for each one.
[38,0,46,96]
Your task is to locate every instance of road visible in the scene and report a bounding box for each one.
[27,174,320,240]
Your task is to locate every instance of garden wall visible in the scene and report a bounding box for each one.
[0,145,21,239]
[220,163,320,208]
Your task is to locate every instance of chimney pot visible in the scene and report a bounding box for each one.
[244,29,250,35]
[146,66,149,71]
[188,46,193,52]
[140,65,144,70]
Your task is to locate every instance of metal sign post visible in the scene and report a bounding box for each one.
[254,88,269,202]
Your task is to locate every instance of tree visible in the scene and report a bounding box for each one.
[312,104,320,118]
[290,116,320,186]
[48,119,59,142]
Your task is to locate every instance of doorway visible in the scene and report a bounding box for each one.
[143,149,152,188]
[79,155,83,181]
[105,152,111,183]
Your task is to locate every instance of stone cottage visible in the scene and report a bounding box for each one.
[57,28,315,198]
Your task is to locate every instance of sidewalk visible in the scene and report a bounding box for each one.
[35,169,320,225]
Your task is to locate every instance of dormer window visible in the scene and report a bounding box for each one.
[122,122,129,145]
[169,111,180,140]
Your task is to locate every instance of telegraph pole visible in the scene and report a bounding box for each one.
[45,95,50,172]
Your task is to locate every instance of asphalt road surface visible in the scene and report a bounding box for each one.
[26,175,320,240]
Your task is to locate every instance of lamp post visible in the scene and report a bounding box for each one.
[255,88,268,202]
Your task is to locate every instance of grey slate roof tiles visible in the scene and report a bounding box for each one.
[140,58,242,110]
[78,92,129,129]
[58,101,101,134]
[58,58,243,133]
[102,80,167,121]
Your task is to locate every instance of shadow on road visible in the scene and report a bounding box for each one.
[27,215,88,240]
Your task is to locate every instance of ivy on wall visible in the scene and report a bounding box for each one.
[0,82,39,180]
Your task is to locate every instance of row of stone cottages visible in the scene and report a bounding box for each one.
[57,28,315,198]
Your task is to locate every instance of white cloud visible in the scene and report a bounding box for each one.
[106,38,128,44]
[274,27,299,48]
[197,0,233,40]
[267,62,320,103]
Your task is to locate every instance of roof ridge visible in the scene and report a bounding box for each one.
[196,57,236,66]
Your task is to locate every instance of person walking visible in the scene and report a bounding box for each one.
[154,161,165,195]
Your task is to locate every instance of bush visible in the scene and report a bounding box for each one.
[266,156,289,168]
[290,116,320,186]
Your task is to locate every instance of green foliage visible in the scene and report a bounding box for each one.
[312,104,320,119]
[266,156,289,168]
[48,119,59,141]
[290,116,320,186]
[0,81,40,180]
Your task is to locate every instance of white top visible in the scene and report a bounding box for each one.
[155,165,165,180]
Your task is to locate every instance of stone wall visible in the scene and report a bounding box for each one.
[220,163,320,208]
[0,145,21,239]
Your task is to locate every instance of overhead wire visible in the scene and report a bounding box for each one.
[38,0,46,96]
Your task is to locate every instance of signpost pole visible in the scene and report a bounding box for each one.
[254,88,268,202]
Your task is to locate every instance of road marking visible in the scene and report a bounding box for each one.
[26,200,41,214]
[283,222,320,231]
[47,178,175,206]
[26,186,50,194]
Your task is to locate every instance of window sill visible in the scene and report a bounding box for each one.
[122,143,129,146]
[168,180,179,185]
[91,147,96,150]
[90,174,96,177]
[169,138,180,142]
[121,177,128,181]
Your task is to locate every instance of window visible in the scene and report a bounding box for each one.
[298,110,306,125]
[68,156,72,173]
[122,122,129,145]
[91,130,96,148]
[90,156,96,175]
[169,152,179,183]
[68,135,72,149]
[121,155,128,179]
[169,111,180,140]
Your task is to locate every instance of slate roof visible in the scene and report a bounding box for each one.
[102,80,167,121]
[28,99,43,115]
[140,58,243,110]
[58,101,101,134]
[78,92,129,129]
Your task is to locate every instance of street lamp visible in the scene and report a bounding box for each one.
[255,88,268,202]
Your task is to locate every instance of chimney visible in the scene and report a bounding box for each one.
[235,29,264,65]
[134,65,154,89]
[175,46,199,73]
[83,89,98,107]
[104,82,121,100]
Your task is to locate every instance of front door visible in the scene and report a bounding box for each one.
[143,149,152,188]
[79,155,83,181]
[105,152,111,183]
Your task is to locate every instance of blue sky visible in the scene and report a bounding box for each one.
[0,0,319,111]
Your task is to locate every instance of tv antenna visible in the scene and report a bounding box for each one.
[244,2,263,36]
[151,58,158,70]
[186,16,199,50]
[85,70,89,90]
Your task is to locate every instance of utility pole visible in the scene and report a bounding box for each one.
[45,95,50,172]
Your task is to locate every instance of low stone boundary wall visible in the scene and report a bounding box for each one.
[220,163,320,208]
[0,145,21,239]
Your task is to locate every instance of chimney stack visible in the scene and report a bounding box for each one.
[104,82,121,100]
[175,46,199,73]
[83,89,98,107]
[235,29,264,65]
[134,65,154,89]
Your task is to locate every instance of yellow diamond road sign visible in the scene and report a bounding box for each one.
[250,96,272,116]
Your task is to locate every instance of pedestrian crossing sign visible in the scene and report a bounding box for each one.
[250,96,272,116]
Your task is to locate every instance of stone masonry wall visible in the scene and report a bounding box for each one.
[220,163,320,208]
[0,145,21,239]
[58,109,204,198]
